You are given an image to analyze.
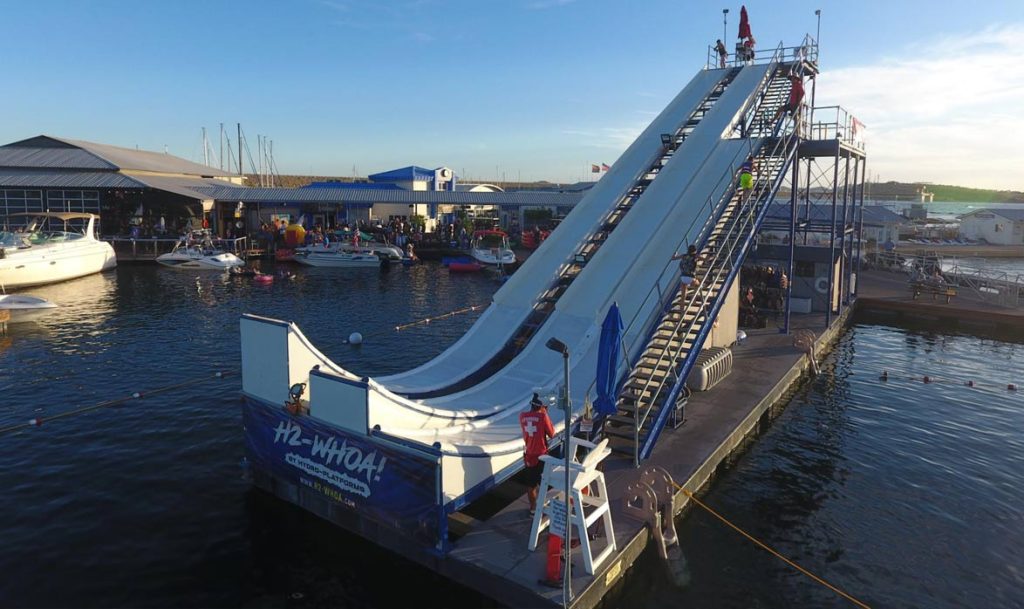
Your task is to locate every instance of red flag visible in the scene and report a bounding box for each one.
[601,163,611,172]
[738,5,751,40]
[851,117,866,140]
[591,164,600,173]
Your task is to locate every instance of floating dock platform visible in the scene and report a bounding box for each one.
[236,36,889,609]
[438,309,851,608]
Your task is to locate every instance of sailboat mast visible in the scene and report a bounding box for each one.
[237,123,243,177]
[202,127,209,166]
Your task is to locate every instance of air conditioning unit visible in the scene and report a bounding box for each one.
[686,346,733,392]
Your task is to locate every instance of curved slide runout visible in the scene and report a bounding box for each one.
[241,64,771,505]
[378,67,732,396]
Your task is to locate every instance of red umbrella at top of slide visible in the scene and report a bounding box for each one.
[738,5,751,39]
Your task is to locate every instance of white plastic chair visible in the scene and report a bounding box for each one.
[527,437,616,575]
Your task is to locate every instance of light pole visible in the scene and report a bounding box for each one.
[722,8,729,44]
[815,9,821,49]
[545,336,572,605]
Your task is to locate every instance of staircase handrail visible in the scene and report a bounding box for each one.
[631,130,795,436]
[639,133,800,459]
[615,44,788,353]
[609,45,790,438]
[632,61,810,460]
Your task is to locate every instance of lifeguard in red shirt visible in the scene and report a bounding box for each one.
[519,393,555,515]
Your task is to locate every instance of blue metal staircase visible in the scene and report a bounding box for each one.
[604,58,812,464]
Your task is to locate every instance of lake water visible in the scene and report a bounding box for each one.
[618,317,1024,609]
[2,264,1023,607]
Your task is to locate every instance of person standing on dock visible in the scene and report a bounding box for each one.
[715,39,728,68]
[520,393,555,516]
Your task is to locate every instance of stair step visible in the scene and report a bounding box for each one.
[607,414,638,426]
[603,425,638,440]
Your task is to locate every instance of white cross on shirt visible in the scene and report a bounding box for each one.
[523,419,538,436]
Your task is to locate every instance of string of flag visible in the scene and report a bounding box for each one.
[590,163,611,173]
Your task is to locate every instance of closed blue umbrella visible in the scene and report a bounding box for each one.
[594,303,624,416]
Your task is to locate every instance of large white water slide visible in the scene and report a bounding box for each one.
[242,63,774,503]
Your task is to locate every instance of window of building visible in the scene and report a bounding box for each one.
[1,189,44,227]
[46,190,100,214]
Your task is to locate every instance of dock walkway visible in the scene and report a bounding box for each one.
[444,310,848,609]
[857,269,1024,327]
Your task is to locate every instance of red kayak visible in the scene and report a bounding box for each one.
[448,261,483,273]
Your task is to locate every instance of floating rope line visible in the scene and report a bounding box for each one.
[343,302,489,344]
[393,304,485,332]
[674,483,872,609]
[0,370,236,435]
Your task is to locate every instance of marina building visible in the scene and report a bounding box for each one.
[0,137,582,241]
[0,135,240,233]
[958,208,1024,245]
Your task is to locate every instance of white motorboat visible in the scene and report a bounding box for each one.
[156,232,246,270]
[470,230,516,266]
[0,212,116,288]
[295,240,403,261]
[0,293,58,322]
[293,250,384,268]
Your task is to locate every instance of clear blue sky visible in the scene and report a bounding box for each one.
[1,0,1022,188]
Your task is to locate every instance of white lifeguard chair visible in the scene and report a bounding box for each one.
[527,437,616,575]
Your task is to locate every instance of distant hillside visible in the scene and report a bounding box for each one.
[868,181,1024,203]
[243,174,356,188]
[243,174,561,191]
[242,175,1024,203]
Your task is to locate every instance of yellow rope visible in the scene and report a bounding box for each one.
[0,370,236,435]
[676,485,872,609]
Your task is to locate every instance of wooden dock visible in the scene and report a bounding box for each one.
[435,273,1024,609]
[441,309,852,609]
[857,269,1024,328]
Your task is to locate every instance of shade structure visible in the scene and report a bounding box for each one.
[594,303,624,416]
[738,5,751,40]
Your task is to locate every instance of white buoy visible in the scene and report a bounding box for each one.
[348,332,363,345]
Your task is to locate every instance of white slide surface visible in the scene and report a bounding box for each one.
[241,64,772,503]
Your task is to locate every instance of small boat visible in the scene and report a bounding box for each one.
[442,256,473,267]
[449,261,484,273]
[470,230,516,266]
[0,212,116,288]
[293,250,384,268]
[157,232,246,270]
[275,248,295,262]
[0,293,59,322]
[295,240,404,261]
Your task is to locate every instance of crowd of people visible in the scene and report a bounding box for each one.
[739,264,789,328]
[250,217,425,253]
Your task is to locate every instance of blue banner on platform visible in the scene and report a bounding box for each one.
[243,399,441,548]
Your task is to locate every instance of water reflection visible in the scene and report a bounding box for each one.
[619,322,1024,609]
[0,261,501,607]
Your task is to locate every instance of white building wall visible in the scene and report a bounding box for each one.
[959,213,1023,245]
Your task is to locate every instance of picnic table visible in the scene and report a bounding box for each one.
[909,281,957,304]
